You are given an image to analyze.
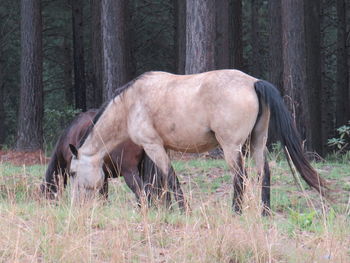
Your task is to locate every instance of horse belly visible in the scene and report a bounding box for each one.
[160,124,218,153]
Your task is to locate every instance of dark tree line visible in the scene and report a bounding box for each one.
[16,0,43,150]
[0,0,349,157]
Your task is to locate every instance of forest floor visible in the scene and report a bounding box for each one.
[0,151,349,262]
[0,149,49,166]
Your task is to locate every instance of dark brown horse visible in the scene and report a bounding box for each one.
[41,109,184,207]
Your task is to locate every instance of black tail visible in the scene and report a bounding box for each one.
[254,80,328,195]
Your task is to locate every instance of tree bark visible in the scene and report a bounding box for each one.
[90,0,103,107]
[266,0,284,146]
[0,61,5,147]
[101,0,130,101]
[281,0,311,147]
[336,0,350,127]
[216,0,230,69]
[320,0,336,154]
[347,1,350,115]
[268,0,283,91]
[304,0,323,154]
[16,0,43,151]
[72,0,86,111]
[63,36,73,106]
[347,0,350,115]
[251,0,262,76]
[230,0,244,70]
[175,0,186,74]
[185,0,216,74]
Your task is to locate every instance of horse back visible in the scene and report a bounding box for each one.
[125,70,259,152]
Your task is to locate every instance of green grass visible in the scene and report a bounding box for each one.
[0,155,349,262]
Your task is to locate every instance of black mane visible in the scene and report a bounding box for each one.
[78,102,108,148]
[77,74,148,149]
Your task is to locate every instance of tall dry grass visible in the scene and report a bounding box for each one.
[0,161,349,262]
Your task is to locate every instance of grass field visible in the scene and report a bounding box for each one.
[0,153,349,262]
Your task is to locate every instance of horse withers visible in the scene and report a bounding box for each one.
[69,69,329,214]
[41,109,184,208]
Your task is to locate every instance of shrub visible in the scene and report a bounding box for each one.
[327,121,350,154]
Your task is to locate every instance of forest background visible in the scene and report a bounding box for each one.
[0,0,349,158]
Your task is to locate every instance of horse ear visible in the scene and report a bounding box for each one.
[69,144,78,158]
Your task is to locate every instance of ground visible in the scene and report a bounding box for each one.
[0,151,349,262]
[0,149,49,166]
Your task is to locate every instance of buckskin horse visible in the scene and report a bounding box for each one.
[41,109,184,208]
[68,70,329,213]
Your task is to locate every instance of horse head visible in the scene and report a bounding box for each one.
[69,144,105,202]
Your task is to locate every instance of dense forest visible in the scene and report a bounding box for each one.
[0,0,349,157]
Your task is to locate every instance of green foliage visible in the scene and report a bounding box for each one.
[327,121,350,153]
[267,142,285,162]
[289,209,316,231]
[43,107,81,150]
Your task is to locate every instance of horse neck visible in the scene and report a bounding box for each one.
[79,97,129,160]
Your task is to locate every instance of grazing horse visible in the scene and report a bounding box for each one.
[41,109,184,207]
[69,70,329,213]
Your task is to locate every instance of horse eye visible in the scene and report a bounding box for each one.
[71,171,76,177]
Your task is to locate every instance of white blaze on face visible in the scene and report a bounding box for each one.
[70,154,104,192]
[70,156,78,175]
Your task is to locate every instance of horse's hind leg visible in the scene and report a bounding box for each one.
[251,110,270,215]
[232,153,247,214]
[261,159,271,216]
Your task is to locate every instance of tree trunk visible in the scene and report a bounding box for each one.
[216,0,230,69]
[16,0,43,151]
[0,61,5,147]
[101,0,130,101]
[320,0,336,154]
[90,0,103,107]
[185,0,216,74]
[336,0,350,127]
[304,0,323,154]
[281,0,311,147]
[251,0,263,77]
[230,0,244,70]
[72,0,86,111]
[347,1,350,115]
[175,0,186,74]
[266,0,284,146]
[268,0,283,91]
[63,36,73,106]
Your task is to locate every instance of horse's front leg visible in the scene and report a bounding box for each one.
[129,116,186,211]
[139,154,161,206]
[166,166,186,211]
[141,144,178,201]
[99,174,109,200]
[141,142,187,211]
[123,168,144,206]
